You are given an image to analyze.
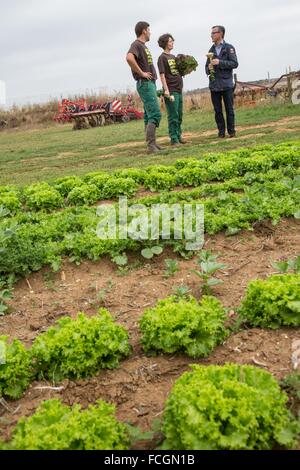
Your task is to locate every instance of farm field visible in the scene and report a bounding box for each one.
[0,102,300,450]
[0,103,300,186]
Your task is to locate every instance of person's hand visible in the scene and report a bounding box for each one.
[208,64,214,71]
[164,90,170,98]
[211,59,220,66]
[141,71,153,80]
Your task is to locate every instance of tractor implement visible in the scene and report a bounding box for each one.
[54,96,143,130]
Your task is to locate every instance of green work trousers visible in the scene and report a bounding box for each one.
[136,79,161,128]
[165,91,183,143]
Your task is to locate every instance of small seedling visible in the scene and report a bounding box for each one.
[164,259,179,278]
[172,285,191,299]
[0,277,13,315]
[141,246,163,260]
[192,249,227,294]
[112,254,128,267]
[0,289,12,315]
[97,288,107,305]
[281,373,300,400]
[272,255,300,274]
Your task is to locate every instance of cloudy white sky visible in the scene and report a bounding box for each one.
[1,0,300,105]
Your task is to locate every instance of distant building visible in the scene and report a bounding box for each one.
[0,81,6,106]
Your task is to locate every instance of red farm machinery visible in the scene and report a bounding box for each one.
[54,95,144,130]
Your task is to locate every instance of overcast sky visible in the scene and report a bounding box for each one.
[1,0,300,105]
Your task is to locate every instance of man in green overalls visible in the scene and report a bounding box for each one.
[158,33,186,146]
[126,21,162,153]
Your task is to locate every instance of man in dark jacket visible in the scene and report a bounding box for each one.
[205,25,238,138]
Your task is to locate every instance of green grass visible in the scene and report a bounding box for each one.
[0,103,300,186]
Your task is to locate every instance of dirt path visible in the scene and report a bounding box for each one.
[96,116,300,151]
[0,218,299,446]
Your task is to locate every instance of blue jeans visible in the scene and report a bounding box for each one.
[210,88,235,135]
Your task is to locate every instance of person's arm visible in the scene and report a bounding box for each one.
[126,53,153,80]
[160,73,170,97]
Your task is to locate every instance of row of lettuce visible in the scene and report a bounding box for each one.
[1,272,299,449]
[0,141,300,213]
[0,170,299,285]
[1,365,298,450]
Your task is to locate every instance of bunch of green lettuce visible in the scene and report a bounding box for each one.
[175,54,198,76]
[239,274,300,328]
[144,171,177,192]
[113,168,147,185]
[67,183,100,205]
[31,310,131,382]
[3,399,129,450]
[101,177,138,199]
[53,176,84,197]
[23,183,64,211]
[140,295,227,357]
[163,364,299,450]
[0,186,21,214]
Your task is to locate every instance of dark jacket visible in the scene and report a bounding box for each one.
[205,41,238,91]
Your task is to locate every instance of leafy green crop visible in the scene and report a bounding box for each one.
[192,250,227,293]
[273,255,300,274]
[31,310,131,382]
[3,399,129,450]
[0,192,21,214]
[102,177,138,199]
[83,172,111,191]
[141,245,163,260]
[0,287,12,315]
[0,141,299,217]
[175,54,198,76]
[0,142,299,283]
[140,295,227,357]
[53,176,84,197]
[67,183,100,205]
[164,259,180,277]
[144,171,177,192]
[0,186,21,215]
[239,274,300,328]
[113,168,147,184]
[162,364,300,450]
[0,336,33,400]
[24,183,64,211]
[281,373,300,400]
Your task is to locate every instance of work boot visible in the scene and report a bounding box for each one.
[145,123,162,150]
[146,122,161,153]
